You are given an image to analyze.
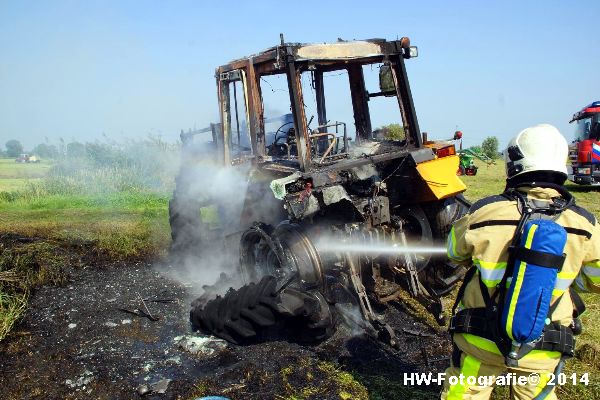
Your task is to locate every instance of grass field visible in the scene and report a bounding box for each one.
[0,158,171,258]
[0,159,50,191]
[0,156,173,340]
[0,159,52,178]
[0,156,599,397]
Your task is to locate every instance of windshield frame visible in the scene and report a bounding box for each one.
[573,114,600,141]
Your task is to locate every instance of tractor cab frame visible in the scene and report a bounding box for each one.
[215,36,422,171]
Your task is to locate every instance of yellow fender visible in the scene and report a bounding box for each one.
[415,155,466,200]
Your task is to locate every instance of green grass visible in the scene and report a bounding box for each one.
[0,192,171,259]
[0,178,42,192]
[459,161,505,203]
[190,358,370,400]
[565,183,600,217]
[349,373,434,400]
[0,158,52,179]
[461,160,600,215]
[0,156,173,259]
[0,241,70,340]
[0,158,50,192]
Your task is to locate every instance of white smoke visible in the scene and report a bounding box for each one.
[334,303,371,338]
[157,138,253,305]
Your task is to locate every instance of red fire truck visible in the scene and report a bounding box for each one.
[568,101,600,185]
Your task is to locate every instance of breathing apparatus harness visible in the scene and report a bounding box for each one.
[449,183,586,368]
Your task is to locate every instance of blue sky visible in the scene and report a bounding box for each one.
[0,0,598,150]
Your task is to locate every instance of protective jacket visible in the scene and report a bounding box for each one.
[448,187,600,324]
[442,186,600,399]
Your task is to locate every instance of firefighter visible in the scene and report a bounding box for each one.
[441,124,600,399]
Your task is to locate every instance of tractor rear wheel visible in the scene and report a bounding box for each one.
[239,222,324,289]
[191,221,334,344]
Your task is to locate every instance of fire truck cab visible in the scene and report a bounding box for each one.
[568,101,600,185]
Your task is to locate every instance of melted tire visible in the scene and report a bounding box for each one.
[190,276,333,344]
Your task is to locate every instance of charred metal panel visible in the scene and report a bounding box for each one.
[391,55,422,147]
[285,49,311,171]
[217,75,231,166]
[371,196,390,226]
[314,69,327,132]
[218,49,278,75]
[246,60,265,157]
[321,185,350,206]
[260,162,301,175]
[285,191,320,219]
[354,196,390,226]
[240,169,288,227]
[303,150,410,176]
[348,65,372,140]
[409,148,436,164]
[308,170,344,188]
[217,39,413,75]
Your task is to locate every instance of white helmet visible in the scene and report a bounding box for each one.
[504,124,568,179]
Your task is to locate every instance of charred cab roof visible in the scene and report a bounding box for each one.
[216,37,417,76]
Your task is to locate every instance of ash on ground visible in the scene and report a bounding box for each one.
[0,258,450,399]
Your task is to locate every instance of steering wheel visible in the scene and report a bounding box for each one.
[273,122,294,145]
[265,122,293,157]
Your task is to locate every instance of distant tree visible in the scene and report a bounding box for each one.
[49,144,59,158]
[481,136,499,159]
[5,139,23,158]
[66,142,86,158]
[85,142,126,167]
[377,123,406,141]
[33,143,59,159]
[58,137,66,157]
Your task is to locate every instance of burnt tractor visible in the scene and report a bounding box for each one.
[171,36,470,346]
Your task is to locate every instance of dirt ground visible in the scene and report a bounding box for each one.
[0,255,451,400]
